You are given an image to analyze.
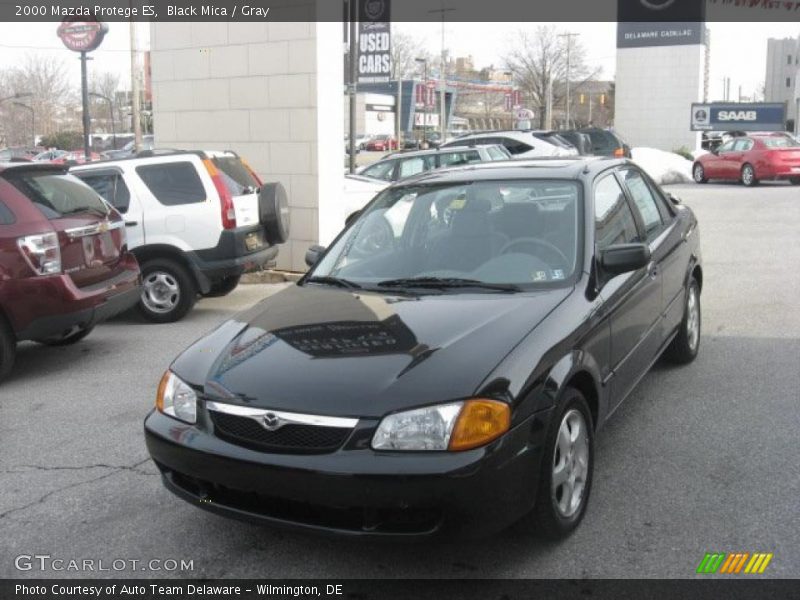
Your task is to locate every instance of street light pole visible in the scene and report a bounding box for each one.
[415,58,427,147]
[13,102,35,147]
[429,2,456,141]
[559,32,579,129]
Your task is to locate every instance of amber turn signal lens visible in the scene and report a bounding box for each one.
[448,399,511,451]
[614,148,625,157]
[156,371,171,412]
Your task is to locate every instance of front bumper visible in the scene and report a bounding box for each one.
[144,407,553,539]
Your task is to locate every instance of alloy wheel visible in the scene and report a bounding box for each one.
[142,271,181,314]
[742,165,755,186]
[693,164,705,183]
[551,409,590,518]
[686,285,700,352]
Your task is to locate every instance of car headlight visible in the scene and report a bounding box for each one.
[372,399,510,452]
[156,371,197,424]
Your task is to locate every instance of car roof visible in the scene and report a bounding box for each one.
[71,149,238,169]
[385,144,502,159]
[389,156,627,186]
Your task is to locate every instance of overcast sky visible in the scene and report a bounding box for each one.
[0,21,798,101]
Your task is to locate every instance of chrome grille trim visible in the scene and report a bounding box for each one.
[206,401,358,429]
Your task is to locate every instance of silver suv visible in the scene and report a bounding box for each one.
[356,144,511,183]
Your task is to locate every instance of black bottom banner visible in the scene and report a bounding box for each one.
[2,579,798,600]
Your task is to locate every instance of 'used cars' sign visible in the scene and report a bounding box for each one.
[357,0,391,83]
[690,103,787,131]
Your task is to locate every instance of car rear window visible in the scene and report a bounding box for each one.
[211,155,260,196]
[6,171,109,219]
[0,200,14,224]
[586,131,618,155]
[762,137,800,148]
[136,162,206,206]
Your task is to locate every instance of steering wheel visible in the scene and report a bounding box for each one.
[351,215,395,257]
[499,237,571,270]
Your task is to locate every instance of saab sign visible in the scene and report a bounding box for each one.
[690,103,786,131]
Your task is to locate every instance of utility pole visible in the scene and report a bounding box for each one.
[347,0,357,173]
[429,1,456,141]
[130,18,142,153]
[559,32,579,129]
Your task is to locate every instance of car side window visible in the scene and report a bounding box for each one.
[398,157,430,179]
[135,162,206,206]
[717,140,735,153]
[733,139,753,151]
[78,172,131,213]
[362,160,396,181]
[500,138,533,155]
[620,169,664,240]
[0,200,14,225]
[439,151,478,167]
[594,174,641,250]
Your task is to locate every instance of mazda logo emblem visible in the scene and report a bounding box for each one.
[640,0,676,9]
[262,412,283,431]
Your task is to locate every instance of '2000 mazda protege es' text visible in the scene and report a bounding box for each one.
[145,158,702,539]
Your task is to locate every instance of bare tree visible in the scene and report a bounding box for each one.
[504,27,599,129]
[391,31,432,80]
[3,54,74,143]
[90,70,122,136]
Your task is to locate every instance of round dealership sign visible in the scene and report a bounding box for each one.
[57,19,108,53]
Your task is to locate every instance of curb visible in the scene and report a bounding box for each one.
[241,269,304,284]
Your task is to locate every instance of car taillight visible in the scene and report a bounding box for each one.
[17,232,62,275]
[203,159,236,229]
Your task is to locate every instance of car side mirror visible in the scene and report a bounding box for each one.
[600,243,651,276]
[667,192,682,206]
[345,210,362,227]
[305,244,325,268]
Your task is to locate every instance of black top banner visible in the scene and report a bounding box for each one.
[1,0,800,22]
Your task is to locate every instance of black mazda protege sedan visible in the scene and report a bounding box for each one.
[145,157,702,539]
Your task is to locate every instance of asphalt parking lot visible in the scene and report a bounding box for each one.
[1,181,798,579]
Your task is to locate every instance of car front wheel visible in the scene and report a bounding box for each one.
[665,277,701,364]
[693,163,707,183]
[522,387,594,539]
[138,259,197,323]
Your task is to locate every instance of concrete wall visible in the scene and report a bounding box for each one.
[615,44,704,151]
[150,19,344,271]
[765,37,799,124]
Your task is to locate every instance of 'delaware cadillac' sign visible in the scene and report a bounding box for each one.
[357,0,391,83]
[617,0,705,48]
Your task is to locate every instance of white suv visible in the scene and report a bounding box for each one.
[72,150,290,322]
[440,130,578,158]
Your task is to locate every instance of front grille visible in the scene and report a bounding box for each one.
[167,470,443,535]
[210,411,351,454]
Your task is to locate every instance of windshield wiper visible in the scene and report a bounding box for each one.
[304,276,363,289]
[376,277,520,293]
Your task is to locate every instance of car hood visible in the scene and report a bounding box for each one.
[172,284,571,418]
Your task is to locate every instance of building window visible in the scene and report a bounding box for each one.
[787,77,792,88]
[789,54,794,65]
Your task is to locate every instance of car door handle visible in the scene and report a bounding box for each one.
[125,221,138,227]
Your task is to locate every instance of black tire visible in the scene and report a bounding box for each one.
[0,315,15,383]
[522,387,594,540]
[37,325,95,347]
[204,275,241,298]
[692,162,707,183]
[741,163,758,187]
[137,258,197,323]
[665,278,701,364]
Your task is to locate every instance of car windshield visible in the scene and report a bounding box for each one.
[310,179,581,291]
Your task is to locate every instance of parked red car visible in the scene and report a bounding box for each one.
[0,162,141,382]
[51,150,102,165]
[692,134,800,186]
[365,135,398,152]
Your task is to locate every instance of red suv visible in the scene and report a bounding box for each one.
[0,162,141,382]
